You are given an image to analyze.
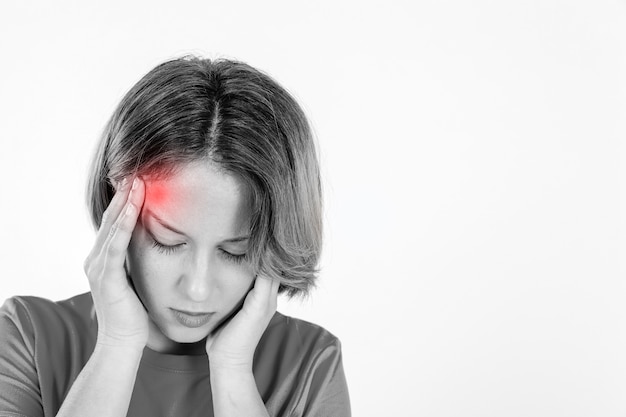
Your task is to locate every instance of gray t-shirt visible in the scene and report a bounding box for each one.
[0,292,350,417]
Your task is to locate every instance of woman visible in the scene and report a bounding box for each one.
[0,57,350,417]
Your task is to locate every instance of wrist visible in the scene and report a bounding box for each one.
[208,356,254,375]
[209,366,268,417]
[91,341,144,373]
[96,334,146,354]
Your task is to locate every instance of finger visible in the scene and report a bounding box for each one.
[269,277,279,308]
[91,176,134,254]
[252,274,271,295]
[101,177,133,228]
[270,276,280,297]
[102,177,145,265]
[251,274,279,308]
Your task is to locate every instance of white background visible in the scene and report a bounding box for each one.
[1,1,625,416]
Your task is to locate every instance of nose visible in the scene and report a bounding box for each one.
[179,251,215,302]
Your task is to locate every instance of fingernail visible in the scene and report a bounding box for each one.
[132,177,139,190]
[118,177,128,189]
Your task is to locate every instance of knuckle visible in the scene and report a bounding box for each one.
[101,210,112,226]
[108,222,119,238]
[85,260,103,282]
[106,242,122,257]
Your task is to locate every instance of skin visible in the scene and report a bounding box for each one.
[126,160,262,355]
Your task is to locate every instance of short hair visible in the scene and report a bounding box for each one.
[86,56,323,297]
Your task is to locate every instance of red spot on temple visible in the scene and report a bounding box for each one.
[145,182,170,209]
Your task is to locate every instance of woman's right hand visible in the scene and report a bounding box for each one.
[83,177,149,349]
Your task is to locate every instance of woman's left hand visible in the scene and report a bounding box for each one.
[205,275,280,373]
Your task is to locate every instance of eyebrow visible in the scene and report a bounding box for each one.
[144,209,250,243]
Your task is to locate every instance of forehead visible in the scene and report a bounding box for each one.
[142,161,251,234]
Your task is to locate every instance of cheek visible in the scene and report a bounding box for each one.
[126,230,176,295]
[217,269,256,303]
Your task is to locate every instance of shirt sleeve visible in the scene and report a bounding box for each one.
[0,297,44,417]
[301,339,351,417]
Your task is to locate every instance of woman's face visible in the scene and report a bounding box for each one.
[125,160,256,354]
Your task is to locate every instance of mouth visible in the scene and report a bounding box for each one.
[170,308,214,328]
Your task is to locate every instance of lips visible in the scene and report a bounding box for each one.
[175,309,212,316]
[170,308,214,328]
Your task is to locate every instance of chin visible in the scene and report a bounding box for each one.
[148,313,212,348]
[164,325,211,344]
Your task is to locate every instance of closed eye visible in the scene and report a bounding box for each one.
[150,237,184,255]
[150,235,247,264]
[218,249,247,264]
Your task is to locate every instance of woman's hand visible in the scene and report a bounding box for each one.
[83,177,149,349]
[205,275,280,372]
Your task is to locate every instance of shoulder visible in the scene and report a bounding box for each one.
[0,292,97,353]
[0,293,97,416]
[266,311,342,351]
[1,292,95,329]
[257,311,344,372]
[2,291,93,313]
[256,312,351,416]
